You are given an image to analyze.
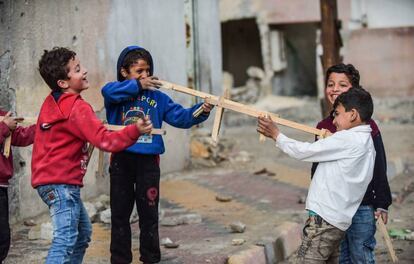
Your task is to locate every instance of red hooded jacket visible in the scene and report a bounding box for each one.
[0,110,35,186]
[31,93,140,187]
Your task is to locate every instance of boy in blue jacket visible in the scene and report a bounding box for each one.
[101,45,213,264]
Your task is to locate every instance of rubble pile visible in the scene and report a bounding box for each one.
[190,133,235,168]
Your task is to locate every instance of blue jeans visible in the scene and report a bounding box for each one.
[339,205,376,264]
[37,184,92,264]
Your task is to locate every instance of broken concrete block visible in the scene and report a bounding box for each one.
[84,202,97,222]
[40,222,53,241]
[164,242,180,248]
[161,237,173,245]
[23,219,36,226]
[215,194,232,202]
[181,213,202,224]
[100,208,111,224]
[230,221,246,233]
[232,238,246,246]
[191,140,210,158]
[28,225,41,240]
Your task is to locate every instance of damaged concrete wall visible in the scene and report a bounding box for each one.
[1,0,221,221]
[346,27,414,97]
[220,0,414,100]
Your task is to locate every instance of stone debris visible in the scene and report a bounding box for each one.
[161,213,202,226]
[28,225,41,240]
[231,238,246,246]
[161,237,180,248]
[229,221,246,233]
[100,208,112,224]
[161,237,173,245]
[229,151,252,164]
[84,202,98,222]
[298,196,306,204]
[40,222,53,241]
[164,242,180,249]
[253,168,276,177]
[190,135,234,168]
[229,67,265,104]
[215,195,233,202]
[23,219,36,226]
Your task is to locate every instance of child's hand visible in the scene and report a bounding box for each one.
[374,210,388,224]
[201,102,214,113]
[139,76,162,90]
[257,116,279,140]
[2,111,18,131]
[136,116,153,134]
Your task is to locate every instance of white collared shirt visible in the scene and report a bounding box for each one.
[276,125,376,231]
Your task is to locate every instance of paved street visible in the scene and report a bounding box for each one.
[4,124,414,263]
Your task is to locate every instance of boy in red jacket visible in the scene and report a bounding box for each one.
[0,111,35,263]
[32,47,152,264]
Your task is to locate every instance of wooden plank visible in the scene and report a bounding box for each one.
[160,80,330,138]
[211,96,225,144]
[105,124,165,135]
[377,217,399,263]
[2,136,11,158]
[98,150,104,177]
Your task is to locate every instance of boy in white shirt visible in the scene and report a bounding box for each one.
[257,87,376,263]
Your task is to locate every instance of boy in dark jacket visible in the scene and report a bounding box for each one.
[0,111,35,263]
[101,45,213,264]
[33,47,152,264]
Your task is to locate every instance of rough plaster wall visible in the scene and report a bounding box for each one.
[6,0,113,220]
[3,0,221,221]
[196,0,222,97]
[106,0,190,173]
[0,0,12,111]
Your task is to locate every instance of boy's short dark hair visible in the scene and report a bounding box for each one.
[121,49,152,74]
[333,86,373,122]
[38,47,76,91]
[325,63,360,88]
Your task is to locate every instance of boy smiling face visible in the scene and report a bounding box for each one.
[121,59,151,80]
[58,56,89,94]
[326,73,352,105]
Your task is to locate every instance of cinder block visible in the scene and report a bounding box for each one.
[227,246,266,264]
[273,222,302,261]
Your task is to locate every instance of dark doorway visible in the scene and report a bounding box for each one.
[272,22,318,96]
[221,18,264,87]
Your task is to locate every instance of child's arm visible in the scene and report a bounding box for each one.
[102,78,161,105]
[11,125,36,147]
[101,79,141,104]
[257,116,351,163]
[372,132,392,223]
[163,96,211,128]
[0,121,11,145]
[71,100,148,152]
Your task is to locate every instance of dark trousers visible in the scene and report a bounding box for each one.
[110,152,160,264]
[0,187,10,264]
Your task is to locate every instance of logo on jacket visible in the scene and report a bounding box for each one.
[122,108,153,143]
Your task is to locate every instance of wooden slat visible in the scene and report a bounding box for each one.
[377,217,399,263]
[2,136,11,158]
[160,80,330,138]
